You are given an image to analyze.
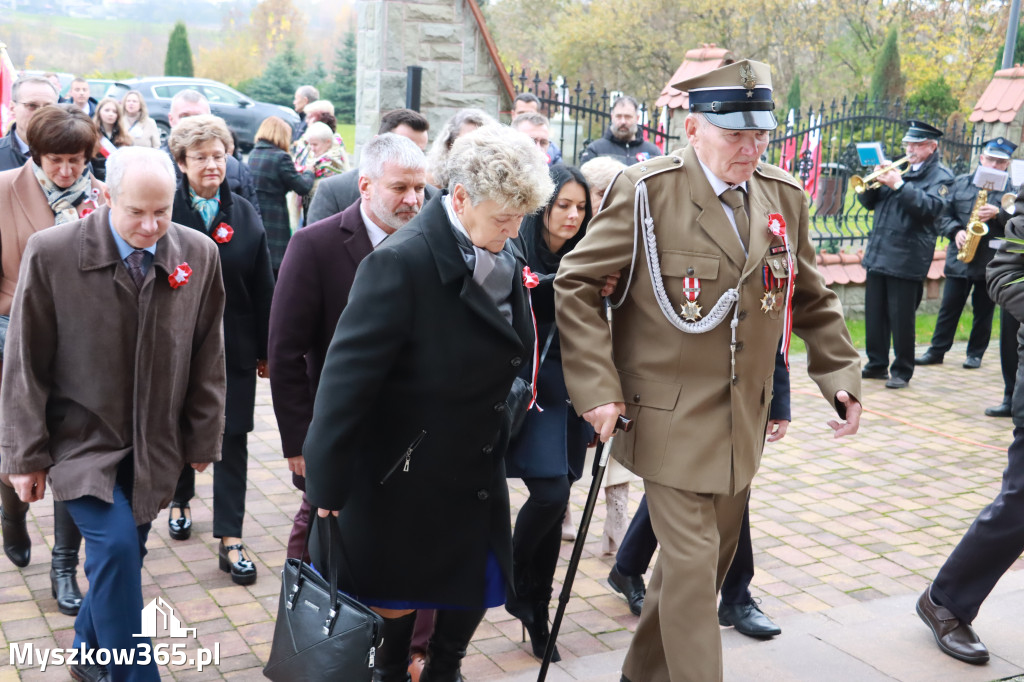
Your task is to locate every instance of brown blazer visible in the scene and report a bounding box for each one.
[555,144,862,495]
[0,162,106,315]
[0,207,226,525]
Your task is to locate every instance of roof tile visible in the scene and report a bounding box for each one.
[656,45,736,109]
[970,66,1024,124]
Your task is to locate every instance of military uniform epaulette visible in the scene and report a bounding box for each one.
[754,162,804,191]
[620,153,684,186]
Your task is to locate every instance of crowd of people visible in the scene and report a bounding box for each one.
[0,57,1020,682]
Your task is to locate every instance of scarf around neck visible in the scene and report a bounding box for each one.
[189,186,221,230]
[32,161,93,225]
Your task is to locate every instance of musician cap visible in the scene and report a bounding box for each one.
[902,120,943,143]
[982,137,1016,160]
[674,59,777,131]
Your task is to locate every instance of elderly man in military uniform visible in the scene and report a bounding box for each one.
[858,121,954,389]
[555,60,863,682]
[915,138,1015,370]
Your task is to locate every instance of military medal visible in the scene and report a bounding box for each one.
[761,265,781,313]
[766,211,795,367]
[680,276,702,321]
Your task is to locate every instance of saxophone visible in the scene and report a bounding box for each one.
[956,189,989,263]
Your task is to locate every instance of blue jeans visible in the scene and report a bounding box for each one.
[65,485,158,682]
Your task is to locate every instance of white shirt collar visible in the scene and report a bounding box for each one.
[359,202,391,249]
[696,157,748,196]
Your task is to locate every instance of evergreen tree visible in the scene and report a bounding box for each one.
[906,76,959,122]
[164,22,195,78]
[325,31,356,124]
[306,56,327,89]
[869,26,904,104]
[786,74,801,114]
[239,42,305,108]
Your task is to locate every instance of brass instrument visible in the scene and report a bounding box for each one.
[956,189,989,263]
[849,156,911,194]
[1003,193,1016,212]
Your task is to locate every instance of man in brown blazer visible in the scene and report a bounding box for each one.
[0,147,226,682]
[554,60,863,682]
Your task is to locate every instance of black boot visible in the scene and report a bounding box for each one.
[524,591,560,662]
[372,611,416,682]
[420,608,486,682]
[50,501,83,616]
[1,480,30,567]
[504,560,534,627]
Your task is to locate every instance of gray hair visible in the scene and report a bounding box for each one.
[360,133,427,181]
[306,121,334,143]
[447,125,554,214]
[428,108,497,187]
[511,112,550,130]
[106,147,176,200]
[170,88,209,109]
[12,76,59,102]
[580,157,627,194]
[296,85,320,103]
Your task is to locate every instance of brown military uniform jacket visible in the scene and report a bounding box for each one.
[554,144,861,495]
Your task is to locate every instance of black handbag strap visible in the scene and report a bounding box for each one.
[538,325,556,369]
[307,514,360,607]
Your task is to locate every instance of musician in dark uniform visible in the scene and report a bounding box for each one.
[858,121,953,389]
[915,138,1016,371]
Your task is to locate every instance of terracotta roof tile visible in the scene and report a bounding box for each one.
[970,66,1024,124]
[656,45,736,109]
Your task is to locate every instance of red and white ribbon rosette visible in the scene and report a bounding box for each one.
[767,212,795,367]
[168,262,192,289]
[522,266,542,412]
[212,222,234,244]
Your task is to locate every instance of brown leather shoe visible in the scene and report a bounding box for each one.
[916,588,989,664]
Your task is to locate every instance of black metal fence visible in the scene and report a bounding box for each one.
[766,97,990,250]
[515,72,994,250]
[511,70,680,165]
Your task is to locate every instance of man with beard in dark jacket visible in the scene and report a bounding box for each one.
[0,77,59,172]
[579,95,661,166]
[858,120,953,389]
[916,184,1024,666]
[915,138,1016,371]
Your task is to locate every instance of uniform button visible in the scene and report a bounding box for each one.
[732,376,739,385]
[738,310,748,320]
[673,157,681,164]
[686,267,695,276]
[494,402,506,413]
[477,489,489,500]
[633,393,641,402]
[481,444,493,455]
[510,357,522,368]
[735,342,744,351]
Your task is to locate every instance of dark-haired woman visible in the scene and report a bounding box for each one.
[505,165,595,661]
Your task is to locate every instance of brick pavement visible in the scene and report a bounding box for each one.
[2,343,1023,681]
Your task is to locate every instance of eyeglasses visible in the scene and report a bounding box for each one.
[186,153,227,166]
[530,137,550,149]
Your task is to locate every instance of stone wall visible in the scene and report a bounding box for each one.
[354,0,510,159]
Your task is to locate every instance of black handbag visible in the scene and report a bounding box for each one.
[507,326,557,439]
[263,515,384,682]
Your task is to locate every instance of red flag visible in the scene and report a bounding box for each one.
[796,114,822,201]
[0,43,16,136]
[779,109,797,173]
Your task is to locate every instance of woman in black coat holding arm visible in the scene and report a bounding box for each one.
[302,125,554,682]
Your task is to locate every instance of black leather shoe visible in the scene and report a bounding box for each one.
[608,565,645,616]
[718,598,781,638]
[0,481,31,567]
[915,351,944,366]
[50,566,83,616]
[219,540,257,585]
[69,662,110,681]
[51,501,82,616]
[962,356,982,369]
[861,367,888,380]
[916,588,989,664]
[885,377,909,389]
[167,501,191,541]
[985,401,1012,417]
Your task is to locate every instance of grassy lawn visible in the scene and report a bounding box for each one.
[788,309,992,354]
[337,124,356,156]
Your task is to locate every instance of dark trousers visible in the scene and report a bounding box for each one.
[931,426,1024,624]
[927,277,995,358]
[173,433,249,538]
[864,271,924,381]
[614,493,755,603]
[65,485,158,682]
[1000,307,1020,401]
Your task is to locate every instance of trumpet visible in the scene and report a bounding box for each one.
[849,156,911,194]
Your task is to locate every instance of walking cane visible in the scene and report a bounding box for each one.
[537,414,632,681]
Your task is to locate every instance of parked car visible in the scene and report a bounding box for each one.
[107,77,300,151]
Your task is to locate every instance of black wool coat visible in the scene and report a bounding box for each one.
[303,194,534,608]
[172,180,275,434]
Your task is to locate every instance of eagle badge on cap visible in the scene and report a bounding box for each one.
[740,64,756,97]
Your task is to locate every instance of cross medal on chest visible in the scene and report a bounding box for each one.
[680,277,702,321]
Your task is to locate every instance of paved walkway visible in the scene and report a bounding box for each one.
[2,343,1023,681]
